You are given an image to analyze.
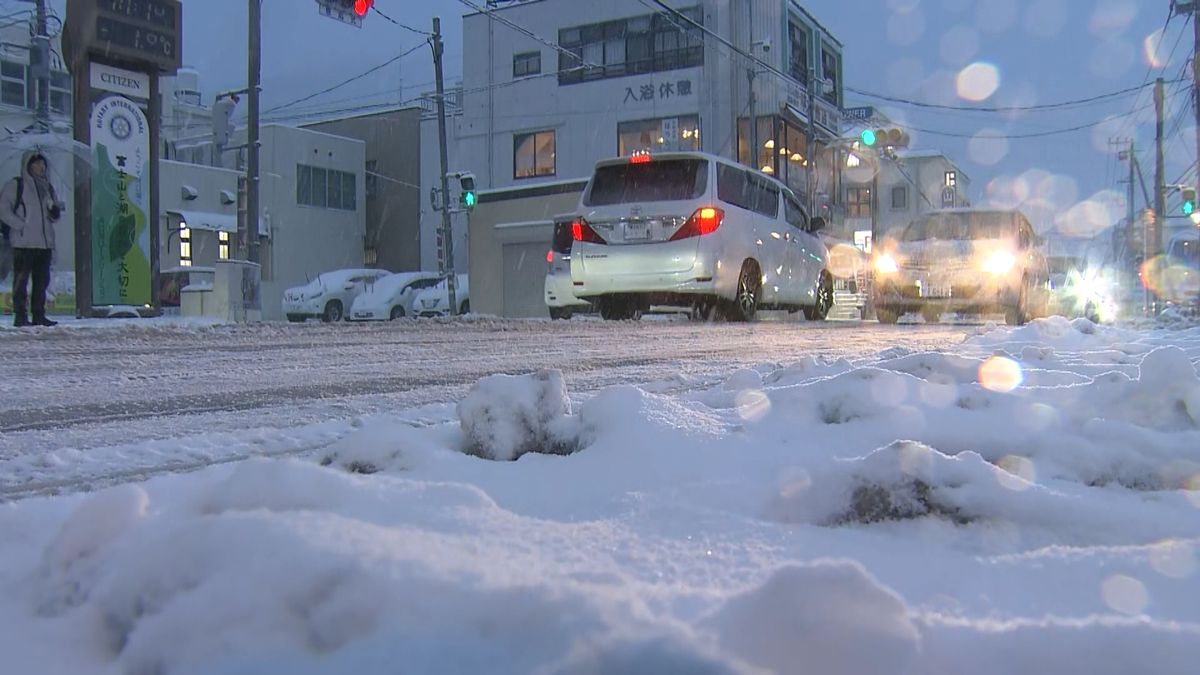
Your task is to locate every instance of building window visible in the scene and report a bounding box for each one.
[179,226,192,266]
[514,130,556,179]
[558,7,704,85]
[1,60,26,108]
[218,231,230,260]
[945,171,957,188]
[297,164,357,210]
[821,48,840,106]
[847,187,872,218]
[50,71,71,115]
[788,22,809,85]
[513,51,542,78]
[891,186,908,210]
[618,115,700,155]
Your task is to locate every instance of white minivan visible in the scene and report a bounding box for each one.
[568,152,832,321]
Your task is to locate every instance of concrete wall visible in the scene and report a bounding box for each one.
[468,182,586,317]
[304,108,424,273]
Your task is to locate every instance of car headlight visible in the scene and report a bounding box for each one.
[875,255,899,274]
[983,251,1016,275]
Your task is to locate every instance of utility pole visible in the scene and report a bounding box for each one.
[432,17,458,316]
[746,0,757,171]
[32,0,50,129]
[807,66,818,214]
[1154,77,1167,314]
[247,0,262,264]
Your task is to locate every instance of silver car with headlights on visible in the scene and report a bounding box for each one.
[871,209,1049,325]
[568,152,833,322]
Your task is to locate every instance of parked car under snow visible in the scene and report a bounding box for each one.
[282,268,391,323]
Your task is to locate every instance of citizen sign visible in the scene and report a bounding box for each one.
[90,63,151,100]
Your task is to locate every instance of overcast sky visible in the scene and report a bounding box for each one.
[29,0,1193,234]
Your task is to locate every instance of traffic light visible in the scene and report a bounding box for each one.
[1182,187,1196,216]
[860,128,910,150]
[458,172,476,210]
[354,0,374,17]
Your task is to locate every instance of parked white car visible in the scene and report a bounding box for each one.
[568,151,832,321]
[545,215,593,320]
[349,272,445,321]
[282,268,391,323]
[412,275,470,317]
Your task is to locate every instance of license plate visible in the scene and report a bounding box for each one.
[923,286,951,298]
[624,221,651,240]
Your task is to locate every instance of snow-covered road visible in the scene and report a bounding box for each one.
[0,318,966,498]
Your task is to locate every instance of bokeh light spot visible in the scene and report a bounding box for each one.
[1092,37,1136,79]
[735,389,771,422]
[977,0,1019,34]
[979,356,1024,393]
[1101,574,1149,615]
[940,25,981,66]
[996,455,1036,491]
[1090,0,1138,38]
[1148,540,1197,579]
[956,62,1001,101]
[968,129,1010,166]
[1024,0,1068,39]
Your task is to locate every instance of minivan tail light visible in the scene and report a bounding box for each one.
[572,218,606,244]
[670,206,725,241]
[630,152,652,164]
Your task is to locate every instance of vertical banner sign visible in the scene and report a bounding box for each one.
[89,64,151,306]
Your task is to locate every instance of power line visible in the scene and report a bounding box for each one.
[454,0,602,69]
[371,6,432,37]
[844,81,1160,114]
[262,40,429,116]
[899,103,1157,140]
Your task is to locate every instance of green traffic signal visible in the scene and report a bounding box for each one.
[464,191,477,208]
[1183,188,1197,215]
[861,129,877,147]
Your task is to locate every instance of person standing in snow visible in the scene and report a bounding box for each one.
[0,152,62,327]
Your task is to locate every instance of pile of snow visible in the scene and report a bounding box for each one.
[455,369,578,461]
[3,321,1200,673]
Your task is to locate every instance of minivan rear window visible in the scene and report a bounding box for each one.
[584,159,709,206]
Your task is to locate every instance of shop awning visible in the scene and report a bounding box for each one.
[167,209,237,234]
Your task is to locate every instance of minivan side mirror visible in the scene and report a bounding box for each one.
[809,216,827,232]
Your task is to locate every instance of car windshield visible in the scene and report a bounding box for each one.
[902,213,1014,241]
[584,159,708,206]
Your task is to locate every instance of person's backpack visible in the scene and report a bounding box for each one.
[12,176,23,218]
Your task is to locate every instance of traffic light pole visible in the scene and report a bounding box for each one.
[1155,77,1167,314]
[432,17,459,316]
[247,0,262,264]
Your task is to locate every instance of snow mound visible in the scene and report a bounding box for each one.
[1057,347,1200,433]
[878,352,982,385]
[549,633,749,675]
[970,316,1136,349]
[765,441,1056,526]
[703,561,920,675]
[456,370,578,461]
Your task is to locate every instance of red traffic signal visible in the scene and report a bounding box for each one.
[354,0,374,17]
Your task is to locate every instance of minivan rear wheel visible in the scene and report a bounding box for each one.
[724,262,760,322]
[876,307,900,325]
[1005,281,1029,326]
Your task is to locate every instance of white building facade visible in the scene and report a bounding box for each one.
[421,0,846,270]
[842,149,972,251]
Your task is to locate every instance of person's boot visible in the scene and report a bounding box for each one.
[13,314,30,327]
[33,316,57,327]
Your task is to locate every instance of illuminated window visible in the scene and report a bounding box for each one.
[219,231,230,260]
[945,171,957,188]
[179,226,192,267]
[514,130,556,179]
